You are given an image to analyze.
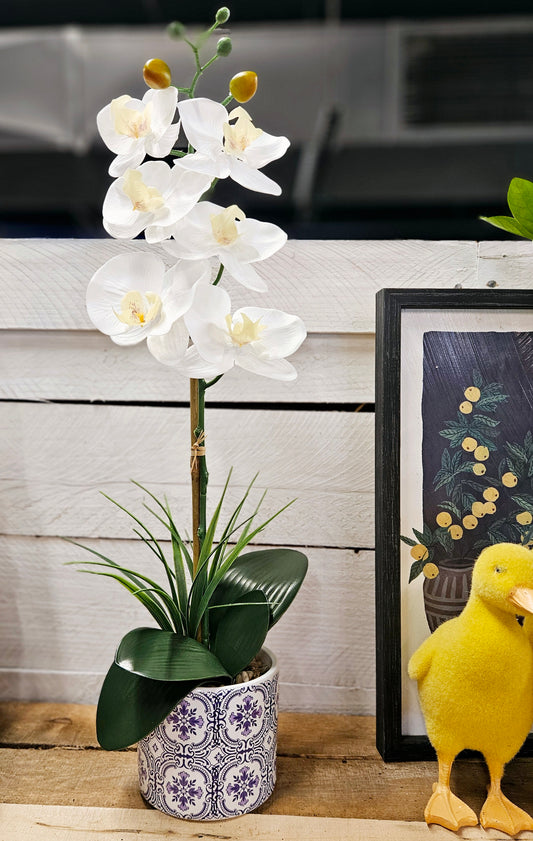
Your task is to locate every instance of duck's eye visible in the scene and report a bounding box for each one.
[494,566,502,573]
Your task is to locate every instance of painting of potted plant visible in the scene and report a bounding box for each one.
[401,330,533,631]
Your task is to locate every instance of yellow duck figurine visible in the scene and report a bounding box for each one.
[409,543,533,836]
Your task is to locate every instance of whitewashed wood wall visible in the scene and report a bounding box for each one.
[1,238,531,713]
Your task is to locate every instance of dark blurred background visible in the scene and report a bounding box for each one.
[1,2,533,240]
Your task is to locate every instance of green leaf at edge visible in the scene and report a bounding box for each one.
[507,177,533,237]
[479,215,533,239]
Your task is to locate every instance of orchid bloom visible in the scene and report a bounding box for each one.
[86,252,211,346]
[177,98,289,195]
[153,284,305,380]
[102,161,212,243]
[163,201,286,292]
[97,88,181,177]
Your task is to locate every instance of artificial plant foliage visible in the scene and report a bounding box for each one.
[97,662,198,750]
[115,627,231,682]
[211,590,270,676]
[210,548,309,629]
[70,5,309,751]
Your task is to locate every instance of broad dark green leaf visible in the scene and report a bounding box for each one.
[507,178,533,237]
[480,214,532,239]
[115,627,230,683]
[210,548,308,631]
[96,661,195,750]
[211,591,269,677]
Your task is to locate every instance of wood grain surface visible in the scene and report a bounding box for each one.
[4,803,527,841]
[2,703,533,837]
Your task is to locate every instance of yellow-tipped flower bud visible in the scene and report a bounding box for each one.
[216,7,230,23]
[229,70,258,103]
[143,58,172,89]
[167,21,186,39]
[216,37,232,57]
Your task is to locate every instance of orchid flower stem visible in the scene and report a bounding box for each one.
[205,374,223,389]
[221,94,233,107]
[213,263,224,286]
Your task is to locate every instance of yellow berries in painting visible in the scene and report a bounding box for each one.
[423,563,439,579]
[472,501,485,518]
[462,437,478,452]
[449,524,463,540]
[411,544,429,561]
[143,58,172,89]
[464,386,481,402]
[517,511,533,525]
[483,487,499,502]
[229,71,258,103]
[459,401,473,414]
[474,445,489,461]
[436,511,452,527]
[483,501,497,515]
[502,472,518,487]
[473,463,486,476]
[463,515,478,530]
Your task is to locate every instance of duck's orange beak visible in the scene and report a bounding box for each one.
[509,587,533,614]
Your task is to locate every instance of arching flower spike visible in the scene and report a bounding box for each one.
[177,98,289,195]
[163,201,287,292]
[97,87,181,177]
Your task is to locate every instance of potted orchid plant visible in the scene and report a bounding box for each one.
[69,7,308,820]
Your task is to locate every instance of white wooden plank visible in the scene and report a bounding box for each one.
[477,240,533,288]
[0,239,478,333]
[0,535,374,714]
[1,803,523,841]
[1,404,374,547]
[0,330,374,404]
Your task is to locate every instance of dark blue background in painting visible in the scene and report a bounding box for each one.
[421,331,533,563]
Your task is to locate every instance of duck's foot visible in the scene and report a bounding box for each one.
[425,782,478,831]
[481,791,533,836]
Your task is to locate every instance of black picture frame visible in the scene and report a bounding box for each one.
[375,287,533,761]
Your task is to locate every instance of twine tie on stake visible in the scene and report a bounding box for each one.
[191,431,206,471]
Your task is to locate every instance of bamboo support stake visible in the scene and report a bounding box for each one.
[190,378,201,578]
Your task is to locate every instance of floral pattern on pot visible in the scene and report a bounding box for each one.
[138,649,278,820]
[223,761,262,812]
[164,697,208,745]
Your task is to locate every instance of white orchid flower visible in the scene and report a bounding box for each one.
[97,88,181,177]
[102,161,212,243]
[177,98,289,196]
[175,284,305,381]
[86,252,211,346]
[162,201,287,292]
[147,322,222,378]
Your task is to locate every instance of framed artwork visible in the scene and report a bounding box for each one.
[375,288,533,761]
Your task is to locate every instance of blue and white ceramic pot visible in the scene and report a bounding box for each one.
[138,649,279,820]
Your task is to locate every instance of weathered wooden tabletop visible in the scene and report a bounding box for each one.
[2,703,533,839]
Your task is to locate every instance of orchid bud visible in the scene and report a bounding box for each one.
[229,71,258,103]
[216,37,232,57]
[143,58,172,89]
[167,21,186,39]
[216,7,230,23]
